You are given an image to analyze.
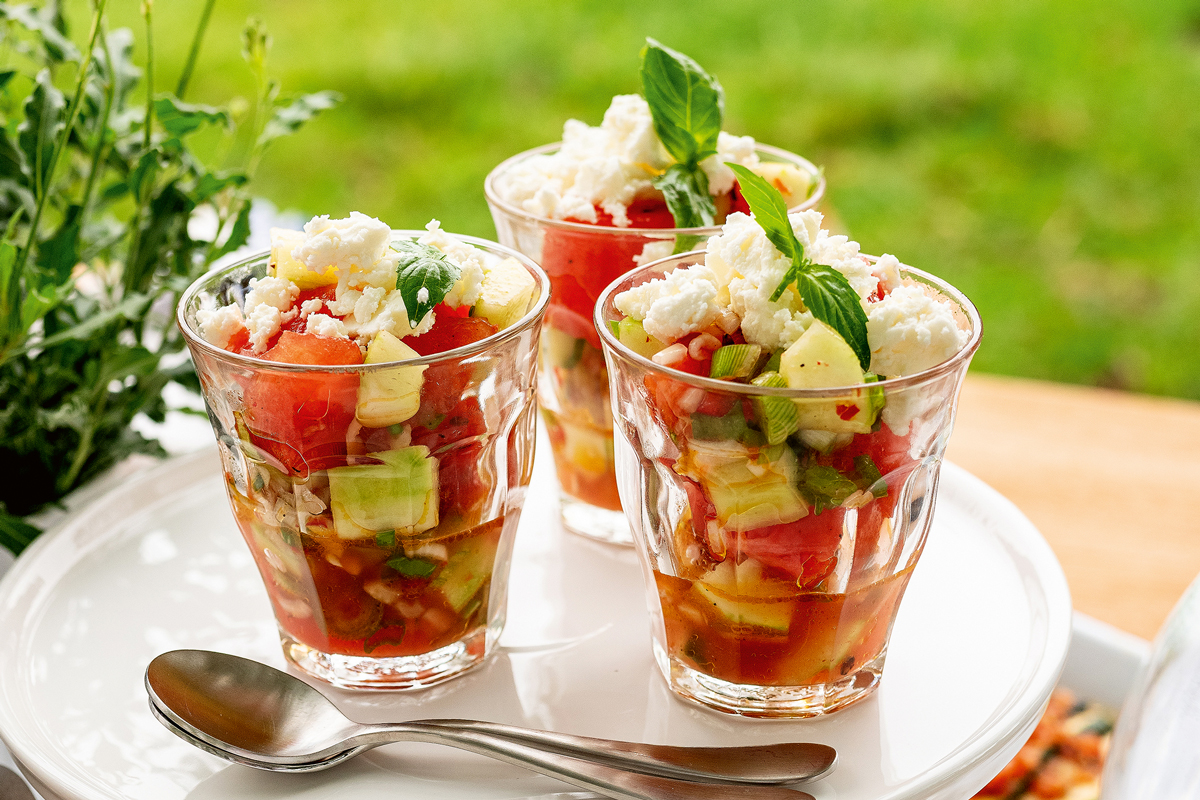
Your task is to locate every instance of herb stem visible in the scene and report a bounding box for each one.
[142,2,154,152]
[11,0,108,321]
[80,27,116,240]
[60,383,109,494]
[176,0,216,100]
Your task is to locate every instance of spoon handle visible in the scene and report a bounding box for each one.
[405,719,835,785]
[371,724,814,800]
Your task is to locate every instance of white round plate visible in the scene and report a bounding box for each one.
[0,440,1070,800]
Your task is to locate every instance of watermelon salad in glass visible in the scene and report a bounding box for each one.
[597,190,981,716]
[486,40,824,543]
[178,213,547,689]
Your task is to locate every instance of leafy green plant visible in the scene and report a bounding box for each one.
[0,0,339,554]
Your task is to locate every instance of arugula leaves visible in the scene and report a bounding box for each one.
[0,12,336,554]
[393,239,461,328]
[639,39,722,240]
[727,164,871,371]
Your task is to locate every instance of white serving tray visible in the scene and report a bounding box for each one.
[0,439,1078,800]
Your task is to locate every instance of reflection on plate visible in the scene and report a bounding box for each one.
[0,438,1071,800]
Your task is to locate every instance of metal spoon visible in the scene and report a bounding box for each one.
[146,649,834,799]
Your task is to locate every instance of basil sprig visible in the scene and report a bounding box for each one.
[393,239,461,327]
[639,39,723,240]
[726,164,871,371]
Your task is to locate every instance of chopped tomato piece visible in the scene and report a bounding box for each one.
[403,304,497,356]
[732,515,843,590]
[242,331,362,476]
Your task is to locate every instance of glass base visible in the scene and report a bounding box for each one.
[560,494,632,546]
[655,640,887,718]
[281,627,490,691]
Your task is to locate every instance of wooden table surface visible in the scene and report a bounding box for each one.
[947,373,1200,641]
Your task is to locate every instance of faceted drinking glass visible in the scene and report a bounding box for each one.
[177,234,548,690]
[596,252,981,716]
[486,143,824,545]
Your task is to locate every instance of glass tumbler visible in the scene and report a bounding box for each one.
[596,253,981,717]
[486,144,824,545]
[177,235,548,690]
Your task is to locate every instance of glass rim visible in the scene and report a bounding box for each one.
[483,141,827,235]
[595,251,983,397]
[177,231,551,374]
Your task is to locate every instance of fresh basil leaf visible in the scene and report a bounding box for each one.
[154,96,229,139]
[639,38,724,167]
[652,162,716,242]
[727,163,871,371]
[375,529,396,549]
[257,91,342,149]
[393,238,461,327]
[796,263,871,371]
[726,163,798,265]
[386,555,438,579]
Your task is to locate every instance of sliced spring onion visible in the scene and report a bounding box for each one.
[709,344,763,379]
[750,371,800,445]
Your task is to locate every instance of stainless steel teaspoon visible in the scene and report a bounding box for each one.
[146,649,834,799]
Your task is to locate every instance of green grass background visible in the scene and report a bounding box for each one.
[80,0,1200,399]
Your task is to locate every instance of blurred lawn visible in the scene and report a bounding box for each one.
[79,0,1200,399]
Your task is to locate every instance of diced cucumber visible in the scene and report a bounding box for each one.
[683,441,807,532]
[327,446,439,539]
[780,321,879,434]
[356,331,427,427]
[618,318,668,359]
[432,535,499,613]
[709,344,762,380]
[694,563,793,633]
[473,257,537,330]
[270,228,336,289]
[749,371,800,445]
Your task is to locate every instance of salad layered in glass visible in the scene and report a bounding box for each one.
[486,40,824,543]
[597,172,980,716]
[178,214,547,689]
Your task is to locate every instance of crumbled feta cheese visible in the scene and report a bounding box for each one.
[196,304,245,350]
[306,314,348,339]
[699,132,760,197]
[326,288,361,318]
[299,298,325,317]
[615,265,722,342]
[353,286,387,326]
[294,212,392,278]
[497,94,726,227]
[867,285,967,377]
[633,239,675,267]
[244,276,299,314]
[705,210,879,351]
[246,304,283,354]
